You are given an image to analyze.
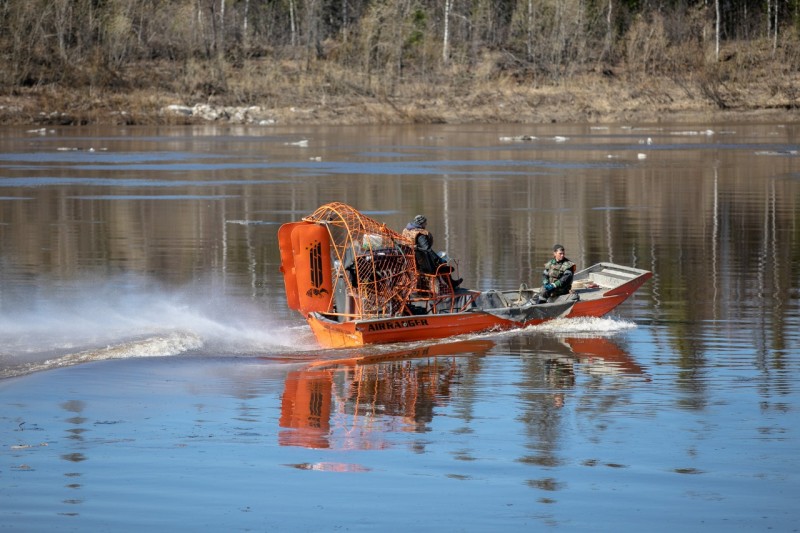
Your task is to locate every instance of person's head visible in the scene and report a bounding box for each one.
[413,215,427,228]
[553,244,565,259]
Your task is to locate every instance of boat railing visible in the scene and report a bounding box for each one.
[586,270,640,289]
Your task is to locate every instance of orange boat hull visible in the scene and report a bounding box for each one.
[309,311,538,348]
[306,269,653,348]
[566,293,633,318]
[566,270,653,318]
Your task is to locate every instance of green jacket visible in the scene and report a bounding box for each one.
[542,258,575,291]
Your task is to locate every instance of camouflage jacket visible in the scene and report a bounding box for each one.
[542,258,576,290]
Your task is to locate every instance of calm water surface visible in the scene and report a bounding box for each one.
[1,123,798,531]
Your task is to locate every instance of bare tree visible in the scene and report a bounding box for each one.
[305,0,320,67]
[243,0,250,49]
[772,0,778,53]
[290,0,297,47]
[716,0,720,60]
[218,0,225,58]
[443,0,452,65]
[53,0,71,62]
[527,0,534,62]
[0,0,796,108]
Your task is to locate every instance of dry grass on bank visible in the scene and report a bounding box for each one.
[1,42,798,127]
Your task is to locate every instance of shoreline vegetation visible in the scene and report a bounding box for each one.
[1,1,798,127]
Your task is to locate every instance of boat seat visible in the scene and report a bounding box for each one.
[416,272,451,294]
[552,292,580,303]
[475,290,509,309]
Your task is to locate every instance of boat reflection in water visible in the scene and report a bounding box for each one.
[278,340,493,449]
[278,335,646,449]
[553,336,648,379]
[540,335,649,408]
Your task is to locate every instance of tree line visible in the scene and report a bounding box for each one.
[1,0,798,94]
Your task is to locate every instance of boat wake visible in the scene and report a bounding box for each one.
[0,332,203,379]
[0,276,320,379]
[531,316,637,335]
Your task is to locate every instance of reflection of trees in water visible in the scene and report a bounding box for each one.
[517,353,569,468]
[500,334,647,475]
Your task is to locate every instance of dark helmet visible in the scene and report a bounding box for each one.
[553,244,565,252]
[413,215,427,227]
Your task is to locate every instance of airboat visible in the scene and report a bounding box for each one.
[278,203,652,348]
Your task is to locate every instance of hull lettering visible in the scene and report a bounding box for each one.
[366,318,429,332]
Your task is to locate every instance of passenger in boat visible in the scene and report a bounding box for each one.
[537,244,576,303]
[402,214,463,288]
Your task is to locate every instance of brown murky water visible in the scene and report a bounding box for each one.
[1,122,798,530]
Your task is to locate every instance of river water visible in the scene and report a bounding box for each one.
[1,122,798,531]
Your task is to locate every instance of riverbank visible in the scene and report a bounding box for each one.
[1,61,797,127]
